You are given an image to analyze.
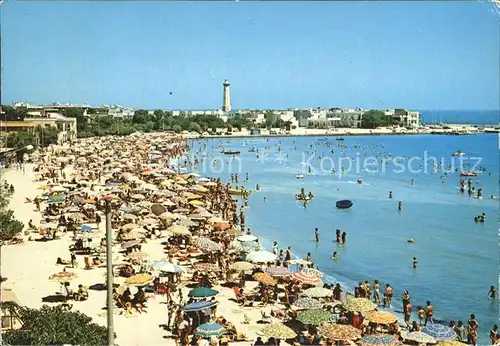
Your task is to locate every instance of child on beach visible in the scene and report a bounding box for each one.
[418,306,425,326]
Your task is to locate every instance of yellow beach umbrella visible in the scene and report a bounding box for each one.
[365,311,398,324]
[38,185,51,190]
[188,200,205,206]
[168,224,190,235]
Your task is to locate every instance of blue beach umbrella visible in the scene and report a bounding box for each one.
[358,334,399,346]
[183,301,217,312]
[421,323,457,341]
[188,287,219,298]
[195,323,226,338]
[81,224,92,232]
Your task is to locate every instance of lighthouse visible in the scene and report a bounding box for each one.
[222,79,231,113]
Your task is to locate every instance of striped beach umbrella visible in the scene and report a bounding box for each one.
[193,237,221,252]
[195,323,226,338]
[292,271,323,286]
[300,267,324,278]
[195,263,220,272]
[266,265,292,277]
[49,271,77,283]
[421,323,458,341]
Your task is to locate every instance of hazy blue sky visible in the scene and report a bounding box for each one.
[1,1,499,110]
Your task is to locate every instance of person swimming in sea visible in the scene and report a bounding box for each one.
[336,229,341,243]
[407,238,415,243]
[413,257,418,268]
[332,251,338,260]
[398,201,402,212]
[389,191,393,199]
[314,228,319,242]
[308,192,314,199]
[488,285,498,299]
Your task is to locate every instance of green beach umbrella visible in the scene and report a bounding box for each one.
[188,287,219,298]
[296,309,333,325]
[293,297,323,310]
[261,323,297,339]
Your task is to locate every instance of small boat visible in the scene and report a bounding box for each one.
[296,174,305,179]
[336,200,353,209]
[460,172,477,177]
[452,151,466,156]
[336,137,345,141]
[228,188,251,196]
[221,150,240,155]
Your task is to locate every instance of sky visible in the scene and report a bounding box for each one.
[1,1,499,111]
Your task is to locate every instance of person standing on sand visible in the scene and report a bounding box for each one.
[314,228,319,242]
[285,246,291,262]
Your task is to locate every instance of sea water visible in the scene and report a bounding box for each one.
[186,134,499,340]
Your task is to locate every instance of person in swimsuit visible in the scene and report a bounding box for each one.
[314,228,319,242]
[425,301,434,325]
[332,252,338,260]
[413,257,418,268]
[488,285,498,299]
[490,325,499,345]
[373,280,381,304]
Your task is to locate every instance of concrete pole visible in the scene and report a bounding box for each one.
[105,200,114,346]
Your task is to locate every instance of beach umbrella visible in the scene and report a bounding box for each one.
[121,240,140,249]
[122,213,137,221]
[292,271,323,286]
[288,258,312,266]
[300,267,324,278]
[188,287,219,298]
[83,199,96,204]
[344,298,377,313]
[237,234,258,242]
[365,311,399,325]
[124,273,153,287]
[193,237,221,252]
[188,200,205,206]
[195,263,220,272]
[401,331,436,344]
[253,272,277,286]
[80,224,92,232]
[358,334,399,346]
[135,201,153,208]
[301,287,333,298]
[195,323,226,338]
[168,224,191,235]
[437,342,464,346]
[246,250,277,263]
[152,261,184,273]
[266,265,292,277]
[51,186,68,192]
[421,323,457,341]
[229,261,255,271]
[151,203,167,216]
[158,212,174,220]
[177,218,198,227]
[38,185,51,190]
[191,185,209,193]
[318,323,362,341]
[49,271,77,283]
[131,194,146,200]
[261,323,297,339]
[183,301,217,312]
[296,309,333,325]
[230,241,260,253]
[293,297,323,310]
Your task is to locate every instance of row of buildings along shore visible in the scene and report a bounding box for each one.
[0,101,421,142]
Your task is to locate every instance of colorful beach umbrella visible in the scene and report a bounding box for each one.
[261,323,297,339]
[195,323,226,338]
[358,334,399,346]
[293,297,323,310]
[296,309,333,325]
[127,251,148,260]
[292,271,323,286]
[318,323,362,341]
[365,311,399,325]
[300,267,324,278]
[421,323,458,341]
[266,265,292,277]
[252,272,277,286]
[344,298,377,313]
[195,263,220,272]
[152,260,185,273]
[188,287,219,298]
[301,287,333,298]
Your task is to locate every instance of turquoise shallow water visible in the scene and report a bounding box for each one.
[184,134,499,339]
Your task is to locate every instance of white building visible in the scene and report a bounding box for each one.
[385,109,420,128]
[105,105,135,120]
